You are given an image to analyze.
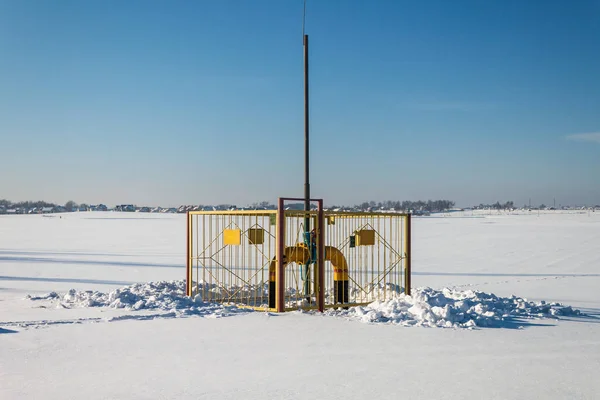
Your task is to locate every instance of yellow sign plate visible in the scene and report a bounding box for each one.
[247,228,264,245]
[223,229,241,245]
[355,229,375,246]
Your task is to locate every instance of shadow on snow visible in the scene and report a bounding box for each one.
[0,275,135,286]
[414,272,600,278]
[0,249,158,258]
[0,256,182,269]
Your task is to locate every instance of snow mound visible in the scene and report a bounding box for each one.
[325,287,581,329]
[27,283,582,329]
[26,280,249,318]
[26,292,61,301]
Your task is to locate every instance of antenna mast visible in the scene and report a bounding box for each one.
[303,1,310,218]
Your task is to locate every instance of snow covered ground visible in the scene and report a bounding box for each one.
[1,210,599,399]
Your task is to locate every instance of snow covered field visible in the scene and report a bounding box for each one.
[1,211,599,399]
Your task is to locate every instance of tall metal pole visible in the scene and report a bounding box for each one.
[304,34,310,222]
[302,34,311,301]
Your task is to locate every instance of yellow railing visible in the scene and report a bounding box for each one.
[186,202,411,312]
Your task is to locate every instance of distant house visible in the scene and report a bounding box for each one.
[41,207,53,214]
[78,205,89,212]
[97,204,108,212]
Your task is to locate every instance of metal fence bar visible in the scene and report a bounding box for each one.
[404,214,411,296]
[186,212,192,297]
[317,200,324,312]
[276,199,285,312]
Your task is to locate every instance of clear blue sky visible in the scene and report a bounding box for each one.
[1,0,599,207]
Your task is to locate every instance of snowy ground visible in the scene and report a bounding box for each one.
[1,211,599,399]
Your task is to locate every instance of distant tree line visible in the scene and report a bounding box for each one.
[0,199,57,209]
[0,199,82,211]
[0,198,466,213]
[358,200,456,212]
[474,201,515,210]
[340,200,457,212]
[246,200,457,212]
[250,201,274,209]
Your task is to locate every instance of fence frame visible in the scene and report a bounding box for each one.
[276,197,324,312]
[186,198,411,312]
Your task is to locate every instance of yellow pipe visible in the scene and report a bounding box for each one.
[269,245,348,282]
[325,246,349,281]
[269,245,310,281]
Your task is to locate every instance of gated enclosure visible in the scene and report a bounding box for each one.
[186,198,411,312]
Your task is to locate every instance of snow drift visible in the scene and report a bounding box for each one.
[26,280,248,319]
[26,280,582,329]
[325,287,581,328]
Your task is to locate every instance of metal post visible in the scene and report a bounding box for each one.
[186,212,192,297]
[317,200,325,312]
[304,34,310,220]
[404,214,412,296]
[276,198,286,312]
[302,34,311,299]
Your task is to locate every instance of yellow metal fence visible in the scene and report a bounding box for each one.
[186,211,277,308]
[322,212,409,309]
[186,206,411,312]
